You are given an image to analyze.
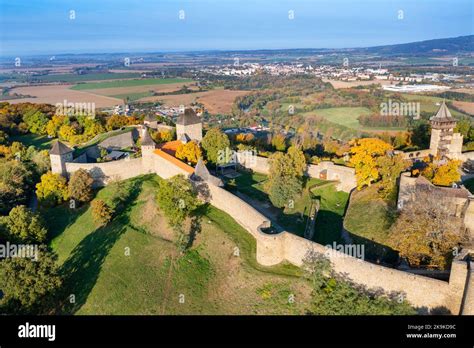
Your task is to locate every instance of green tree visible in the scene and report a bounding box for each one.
[201,128,230,165]
[0,247,62,314]
[156,175,200,250]
[266,146,306,208]
[409,122,431,149]
[68,169,94,203]
[4,205,47,243]
[35,172,69,205]
[91,199,114,226]
[23,110,49,135]
[267,174,302,208]
[303,251,415,315]
[0,159,34,214]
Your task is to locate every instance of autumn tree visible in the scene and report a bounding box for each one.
[68,169,94,203]
[46,114,68,137]
[432,159,461,186]
[175,141,202,165]
[0,247,62,314]
[201,128,230,165]
[36,172,69,205]
[349,138,393,189]
[376,154,410,200]
[389,191,467,269]
[271,133,287,151]
[91,199,114,226]
[3,205,48,243]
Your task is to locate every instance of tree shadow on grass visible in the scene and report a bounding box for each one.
[55,176,146,314]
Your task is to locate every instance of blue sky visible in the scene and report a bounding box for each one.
[0,0,472,56]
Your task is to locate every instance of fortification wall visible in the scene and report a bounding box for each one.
[65,157,146,186]
[57,149,469,314]
[235,152,357,192]
[203,180,465,312]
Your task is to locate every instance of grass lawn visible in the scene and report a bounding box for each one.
[10,133,55,150]
[226,172,348,242]
[310,184,349,245]
[45,174,310,315]
[71,78,193,91]
[343,185,399,263]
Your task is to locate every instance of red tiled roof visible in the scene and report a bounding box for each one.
[153,149,194,174]
[159,140,182,156]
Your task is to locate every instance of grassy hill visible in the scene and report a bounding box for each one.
[45,175,310,315]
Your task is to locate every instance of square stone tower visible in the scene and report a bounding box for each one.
[50,141,74,177]
[176,108,202,142]
[429,101,463,159]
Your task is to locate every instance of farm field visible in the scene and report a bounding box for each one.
[70,78,193,90]
[452,100,474,115]
[7,84,123,108]
[322,78,393,89]
[30,72,141,83]
[86,82,199,97]
[139,89,248,114]
[399,94,469,117]
[303,107,404,132]
[46,175,309,315]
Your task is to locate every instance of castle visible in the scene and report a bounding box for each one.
[48,105,474,314]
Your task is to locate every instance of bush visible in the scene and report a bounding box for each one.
[91,199,114,226]
[68,169,94,203]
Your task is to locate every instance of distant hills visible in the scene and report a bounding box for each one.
[362,35,474,56]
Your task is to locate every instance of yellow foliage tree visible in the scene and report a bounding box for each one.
[58,124,76,141]
[349,138,393,189]
[432,159,461,186]
[36,172,69,205]
[175,141,202,165]
[46,115,68,137]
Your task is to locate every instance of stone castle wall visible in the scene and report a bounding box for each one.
[65,157,146,186]
[56,149,470,314]
[235,152,357,192]
[203,181,467,313]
